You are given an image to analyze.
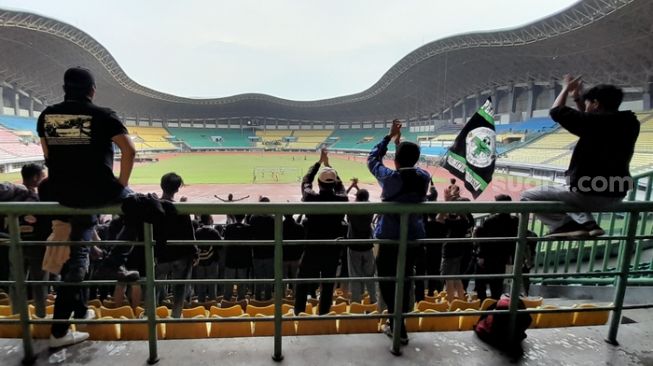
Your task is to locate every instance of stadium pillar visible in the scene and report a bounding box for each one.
[449,103,455,123]
[461,99,467,122]
[548,81,557,106]
[491,88,499,113]
[643,83,652,110]
[475,93,481,111]
[0,85,4,112]
[507,84,516,113]
[526,83,535,119]
[28,94,34,117]
[14,89,20,116]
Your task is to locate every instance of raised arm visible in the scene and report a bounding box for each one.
[367,119,401,183]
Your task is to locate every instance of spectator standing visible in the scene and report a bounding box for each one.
[294,149,348,315]
[368,120,430,345]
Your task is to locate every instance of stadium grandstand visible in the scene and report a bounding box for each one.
[1,0,653,178]
[1,1,653,365]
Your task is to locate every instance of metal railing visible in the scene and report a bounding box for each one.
[1,200,653,364]
[531,171,653,284]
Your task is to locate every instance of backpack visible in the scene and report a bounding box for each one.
[473,296,532,350]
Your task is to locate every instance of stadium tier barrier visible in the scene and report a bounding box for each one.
[1,198,652,363]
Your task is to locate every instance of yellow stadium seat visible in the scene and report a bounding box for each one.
[252,313,295,337]
[404,311,421,332]
[246,304,275,317]
[100,305,135,319]
[209,314,252,338]
[118,306,166,340]
[88,299,103,308]
[534,305,574,328]
[210,305,243,318]
[0,305,12,316]
[424,295,437,303]
[296,312,338,335]
[458,308,480,331]
[521,296,544,308]
[334,296,349,305]
[421,309,460,331]
[572,304,610,326]
[82,309,121,341]
[449,299,480,311]
[182,306,209,318]
[416,300,449,312]
[304,303,314,315]
[349,302,378,314]
[166,315,209,339]
[0,314,21,338]
[338,312,380,334]
[330,302,347,314]
[480,298,497,311]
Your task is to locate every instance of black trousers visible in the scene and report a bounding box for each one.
[376,245,417,334]
[474,262,505,301]
[294,250,339,315]
[51,216,93,338]
[414,245,443,301]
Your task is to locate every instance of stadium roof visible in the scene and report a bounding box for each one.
[1,0,652,122]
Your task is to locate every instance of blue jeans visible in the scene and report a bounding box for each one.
[51,222,94,338]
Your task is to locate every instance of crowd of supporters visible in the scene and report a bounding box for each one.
[0,68,638,350]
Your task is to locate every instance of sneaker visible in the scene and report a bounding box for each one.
[83,308,96,320]
[93,265,140,282]
[546,221,589,238]
[382,323,409,345]
[583,221,605,237]
[49,330,89,348]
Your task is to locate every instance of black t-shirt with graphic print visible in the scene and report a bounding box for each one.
[37,98,128,207]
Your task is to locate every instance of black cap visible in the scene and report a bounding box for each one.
[64,67,95,89]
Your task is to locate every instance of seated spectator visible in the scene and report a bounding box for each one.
[223,214,252,300]
[154,173,198,318]
[194,215,222,302]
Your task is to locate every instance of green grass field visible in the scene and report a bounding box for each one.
[124,152,448,185]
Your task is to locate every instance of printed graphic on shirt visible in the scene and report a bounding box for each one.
[43,114,92,145]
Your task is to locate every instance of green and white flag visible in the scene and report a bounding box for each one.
[442,98,496,199]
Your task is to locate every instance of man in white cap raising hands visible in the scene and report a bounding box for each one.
[294,149,349,315]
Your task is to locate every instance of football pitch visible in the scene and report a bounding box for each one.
[126,152,448,185]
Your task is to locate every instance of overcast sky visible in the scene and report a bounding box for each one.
[2,0,577,100]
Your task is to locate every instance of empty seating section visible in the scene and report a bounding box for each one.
[0,115,38,135]
[502,129,576,165]
[255,130,288,149]
[288,130,331,150]
[495,118,555,133]
[128,127,176,150]
[501,111,653,173]
[0,291,613,340]
[328,129,386,150]
[167,127,253,148]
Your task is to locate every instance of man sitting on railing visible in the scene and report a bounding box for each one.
[521,75,640,238]
[368,119,430,346]
[294,149,348,315]
[36,67,137,348]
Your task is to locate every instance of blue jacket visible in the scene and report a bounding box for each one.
[367,136,430,240]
